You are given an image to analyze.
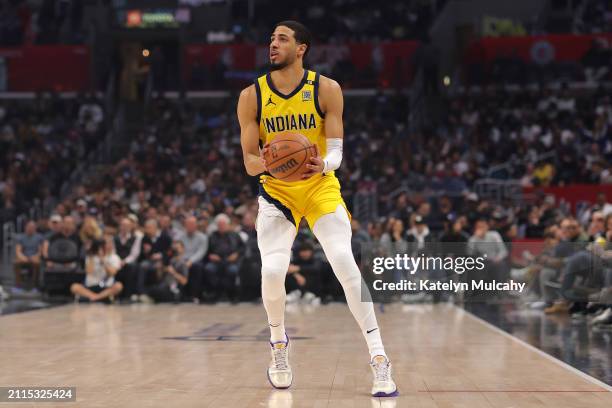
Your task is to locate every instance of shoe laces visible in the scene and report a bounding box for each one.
[272,344,289,370]
[372,359,391,382]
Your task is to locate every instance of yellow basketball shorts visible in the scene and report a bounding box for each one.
[258,173,351,229]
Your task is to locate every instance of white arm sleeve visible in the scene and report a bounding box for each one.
[322,138,343,174]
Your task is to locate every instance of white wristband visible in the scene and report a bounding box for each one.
[322,138,343,174]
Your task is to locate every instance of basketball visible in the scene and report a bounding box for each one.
[263,132,318,182]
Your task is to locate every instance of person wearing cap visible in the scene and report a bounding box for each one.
[404,214,434,253]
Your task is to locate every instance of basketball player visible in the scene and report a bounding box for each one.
[237,21,397,397]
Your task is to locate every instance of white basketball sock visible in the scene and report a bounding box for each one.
[313,206,386,360]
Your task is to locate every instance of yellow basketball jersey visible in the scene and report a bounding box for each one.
[255,69,332,175]
[254,69,347,228]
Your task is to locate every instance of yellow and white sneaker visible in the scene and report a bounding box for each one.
[267,335,292,389]
[370,355,398,397]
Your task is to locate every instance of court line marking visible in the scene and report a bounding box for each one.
[418,390,608,393]
[458,306,612,393]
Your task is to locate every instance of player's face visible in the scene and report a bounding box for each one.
[269,26,303,70]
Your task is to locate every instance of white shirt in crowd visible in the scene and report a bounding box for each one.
[85,253,121,288]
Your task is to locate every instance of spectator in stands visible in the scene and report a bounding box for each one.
[557,236,610,315]
[45,214,63,240]
[286,241,322,305]
[381,218,409,258]
[238,212,261,301]
[134,218,172,302]
[587,211,606,240]
[113,217,142,299]
[79,213,103,250]
[439,215,470,245]
[159,214,178,240]
[351,218,371,265]
[70,237,123,302]
[582,38,611,82]
[525,206,546,238]
[543,217,590,313]
[468,218,509,282]
[405,215,434,253]
[43,215,82,270]
[179,216,208,302]
[78,94,104,133]
[389,193,413,222]
[72,199,88,226]
[204,214,244,301]
[14,220,44,289]
[145,240,189,303]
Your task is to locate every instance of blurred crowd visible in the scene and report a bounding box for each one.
[233,0,442,43]
[0,93,106,224]
[9,172,612,326]
[0,0,86,46]
[571,0,612,34]
[3,83,611,232]
[0,90,608,328]
[433,85,612,186]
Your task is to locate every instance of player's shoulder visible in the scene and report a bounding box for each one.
[239,83,256,100]
[317,74,342,93]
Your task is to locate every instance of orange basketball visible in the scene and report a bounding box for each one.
[263,132,317,182]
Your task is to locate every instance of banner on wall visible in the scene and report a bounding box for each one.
[184,40,419,89]
[0,46,90,92]
[465,33,612,65]
[524,184,612,213]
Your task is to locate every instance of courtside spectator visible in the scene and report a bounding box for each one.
[204,214,244,301]
[70,237,123,302]
[14,220,44,289]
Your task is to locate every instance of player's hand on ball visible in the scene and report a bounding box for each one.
[302,145,323,179]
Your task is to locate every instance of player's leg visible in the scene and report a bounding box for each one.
[257,197,297,389]
[312,204,384,357]
[312,204,398,397]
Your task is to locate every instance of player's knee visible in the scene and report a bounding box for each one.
[324,243,353,265]
[261,265,286,302]
[337,270,362,289]
[262,265,286,284]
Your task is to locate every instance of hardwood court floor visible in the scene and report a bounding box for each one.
[0,303,610,407]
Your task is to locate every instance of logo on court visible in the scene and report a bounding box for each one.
[302,90,312,101]
[162,323,313,342]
